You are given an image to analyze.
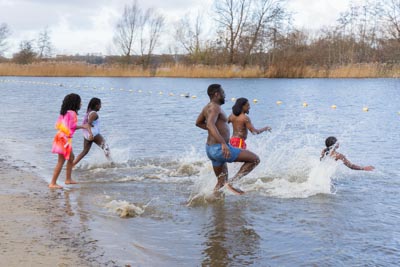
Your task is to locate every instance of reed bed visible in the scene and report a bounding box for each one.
[0,62,398,78]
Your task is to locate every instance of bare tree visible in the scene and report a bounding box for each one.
[139,8,164,68]
[240,0,287,66]
[37,27,53,58]
[114,0,141,59]
[214,0,251,64]
[174,12,203,56]
[0,23,11,56]
[383,0,400,41]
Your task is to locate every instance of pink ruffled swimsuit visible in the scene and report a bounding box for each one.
[51,110,77,160]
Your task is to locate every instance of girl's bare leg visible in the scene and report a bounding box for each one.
[94,134,111,159]
[65,152,78,184]
[73,139,93,167]
[49,154,65,189]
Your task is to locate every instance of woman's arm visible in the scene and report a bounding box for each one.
[337,153,374,171]
[245,116,271,134]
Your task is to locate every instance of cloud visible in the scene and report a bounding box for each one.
[0,0,355,57]
[287,0,349,29]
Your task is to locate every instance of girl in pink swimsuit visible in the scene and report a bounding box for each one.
[49,93,89,189]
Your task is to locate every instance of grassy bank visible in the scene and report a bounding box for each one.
[0,62,398,78]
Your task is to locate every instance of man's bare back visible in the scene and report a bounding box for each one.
[228,113,250,140]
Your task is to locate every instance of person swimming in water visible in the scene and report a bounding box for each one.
[228,97,271,149]
[320,136,374,171]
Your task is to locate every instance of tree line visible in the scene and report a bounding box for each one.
[0,0,399,73]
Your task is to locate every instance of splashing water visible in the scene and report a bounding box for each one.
[105,199,154,218]
[187,124,342,200]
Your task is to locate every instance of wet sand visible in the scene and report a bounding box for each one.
[0,159,101,266]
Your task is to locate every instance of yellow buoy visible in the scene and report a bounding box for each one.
[192,95,197,99]
[276,100,282,105]
[231,97,236,102]
[363,107,369,112]
[331,105,337,109]
[253,99,258,103]
[302,102,308,107]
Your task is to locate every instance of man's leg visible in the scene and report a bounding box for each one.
[231,149,260,183]
[212,163,228,192]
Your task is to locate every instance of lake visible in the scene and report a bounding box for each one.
[0,77,399,265]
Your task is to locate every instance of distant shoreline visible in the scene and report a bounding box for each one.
[0,62,399,78]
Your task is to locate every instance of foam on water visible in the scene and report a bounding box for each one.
[187,125,344,200]
[0,120,368,201]
[246,158,339,198]
[105,200,146,218]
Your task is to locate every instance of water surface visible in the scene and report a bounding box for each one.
[0,77,399,266]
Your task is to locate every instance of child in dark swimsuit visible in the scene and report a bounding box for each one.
[321,136,374,171]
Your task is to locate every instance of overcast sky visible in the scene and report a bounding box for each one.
[0,0,354,57]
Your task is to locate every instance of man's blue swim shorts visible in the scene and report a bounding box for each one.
[206,143,242,167]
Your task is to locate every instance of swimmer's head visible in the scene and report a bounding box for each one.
[87,97,101,112]
[325,136,338,149]
[207,84,225,104]
[60,93,81,115]
[232,98,249,116]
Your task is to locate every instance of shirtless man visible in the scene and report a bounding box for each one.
[195,84,260,195]
[228,98,271,149]
[321,136,374,171]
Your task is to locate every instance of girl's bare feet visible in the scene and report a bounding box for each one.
[48,183,63,189]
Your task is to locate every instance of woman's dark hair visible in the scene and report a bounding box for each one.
[60,93,81,115]
[232,98,248,116]
[207,84,222,98]
[87,97,101,112]
[322,136,338,159]
[325,136,337,148]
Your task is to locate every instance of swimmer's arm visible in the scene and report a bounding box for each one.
[75,123,90,130]
[87,112,98,127]
[320,149,327,161]
[339,154,369,170]
[228,114,233,124]
[77,125,89,130]
[245,117,271,134]
[195,110,207,130]
[207,107,230,158]
[206,105,227,145]
[86,112,98,137]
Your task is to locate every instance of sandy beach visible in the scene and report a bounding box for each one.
[0,159,101,266]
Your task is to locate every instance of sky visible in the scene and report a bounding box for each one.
[0,0,354,57]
